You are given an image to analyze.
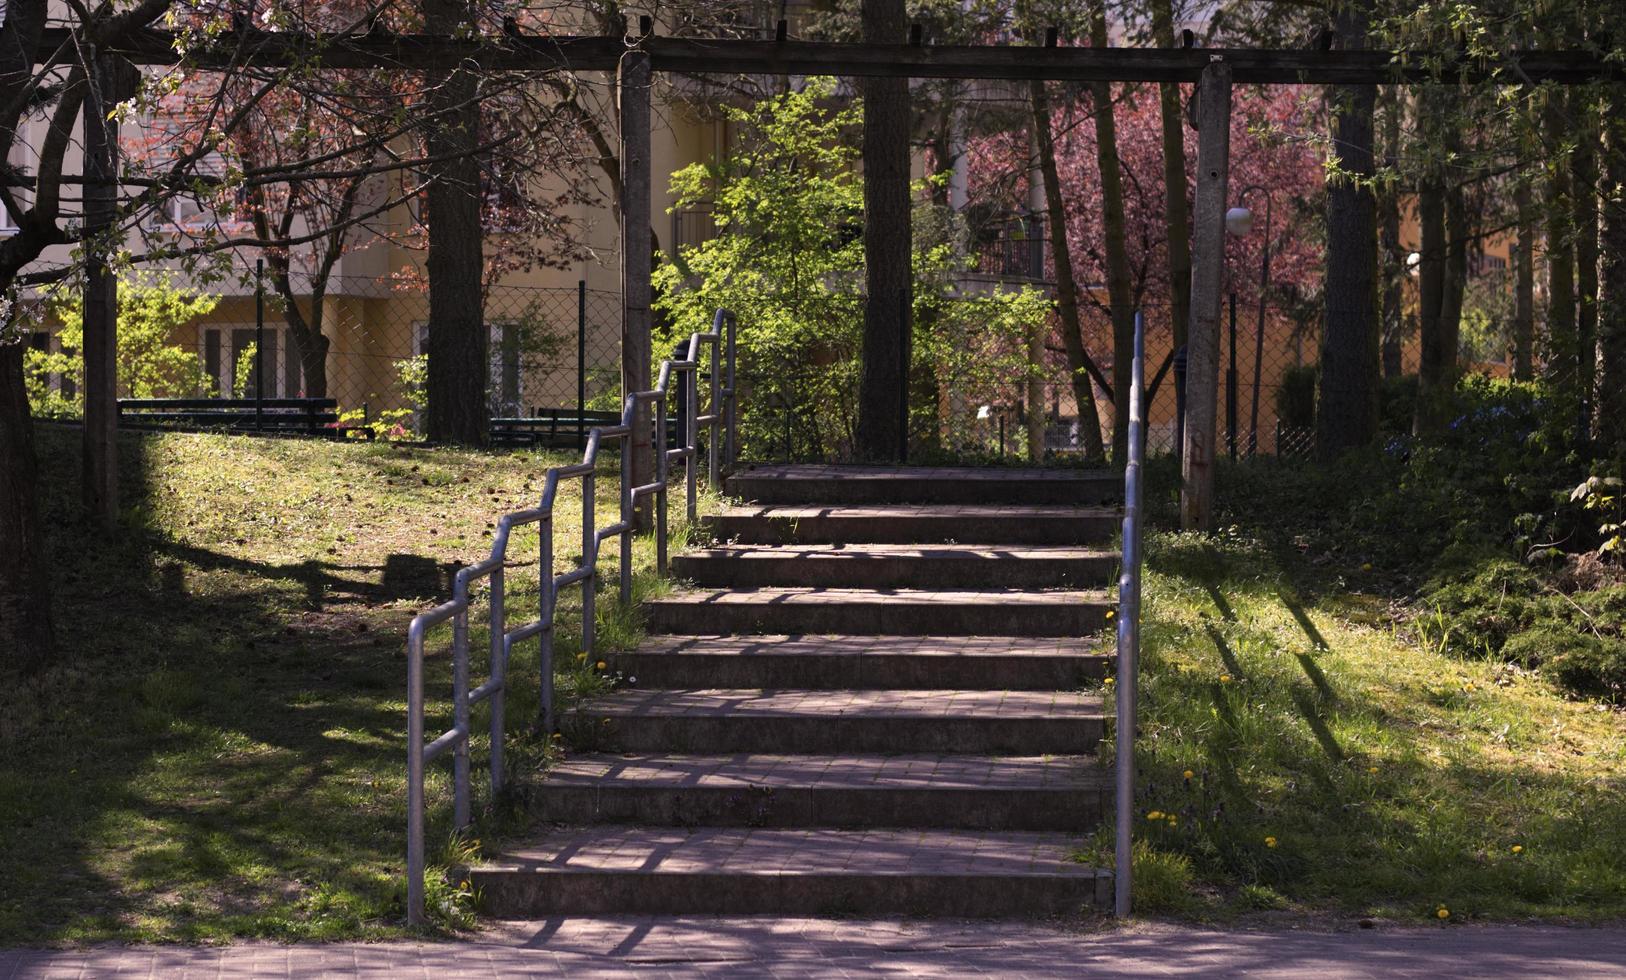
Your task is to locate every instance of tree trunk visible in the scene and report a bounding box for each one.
[1544,89,1576,405]
[0,342,53,673]
[422,0,487,446]
[1317,2,1380,458]
[1089,2,1137,469]
[1574,101,1600,439]
[1031,79,1105,459]
[269,267,330,398]
[82,56,123,526]
[853,0,911,461]
[1441,151,1467,377]
[1149,0,1191,351]
[1414,174,1445,432]
[1514,177,1535,380]
[1379,92,1404,380]
[1599,104,1626,454]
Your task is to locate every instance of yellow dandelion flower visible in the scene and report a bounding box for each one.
[1105,609,1116,620]
[1368,766,1379,774]
[1146,810,1164,821]
[1264,836,1278,848]
[575,653,588,661]
[1219,673,1233,684]
[1511,845,1523,854]
[1183,769,1195,781]
[1436,907,1450,920]
[1104,677,1116,686]
[1167,816,1178,827]
[595,660,607,670]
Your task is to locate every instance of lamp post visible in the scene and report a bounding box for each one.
[1225,186,1273,456]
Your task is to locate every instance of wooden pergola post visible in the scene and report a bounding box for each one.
[620,48,653,523]
[1179,59,1232,531]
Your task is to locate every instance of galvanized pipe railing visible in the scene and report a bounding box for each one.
[404,309,738,927]
[1114,310,1146,917]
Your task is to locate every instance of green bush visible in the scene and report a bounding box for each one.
[1276,366,1318,429]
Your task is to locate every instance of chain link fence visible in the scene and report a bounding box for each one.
[23,270,624,441]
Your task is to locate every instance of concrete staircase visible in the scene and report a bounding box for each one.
[471,463,1119,917]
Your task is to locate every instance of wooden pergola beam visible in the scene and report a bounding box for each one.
[46,27,1621,85]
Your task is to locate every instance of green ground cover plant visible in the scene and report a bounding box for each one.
[0,428,688,943]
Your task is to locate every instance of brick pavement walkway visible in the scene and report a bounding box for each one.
[5,919,1626,978]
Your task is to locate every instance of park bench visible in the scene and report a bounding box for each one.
[490,408,682,450]
[116,397,357,438]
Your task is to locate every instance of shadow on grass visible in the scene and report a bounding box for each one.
[0,429,624,942]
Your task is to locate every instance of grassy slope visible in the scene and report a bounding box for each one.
[0,429,680,943]
[1117,528,1626,921]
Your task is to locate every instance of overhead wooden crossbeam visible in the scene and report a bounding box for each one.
[43,27,1621,85]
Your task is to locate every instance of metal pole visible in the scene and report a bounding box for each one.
[1248,196,1272,457]
[406,628,425,926]
[1227,291,1237,460]
[725,312,738,469]
[488,566,505,796]
[1114,310,1146,918]
[451,606,470,831]
[656,387,669,575]
[582,472,596,658]
[255,259,265,429]
[540,518,556,732]
[898,289,910,462]
[619,410,634,605]
[577,280,587,450]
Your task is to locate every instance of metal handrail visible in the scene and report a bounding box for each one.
[1114,310,1146,917]
[404,308,738,927]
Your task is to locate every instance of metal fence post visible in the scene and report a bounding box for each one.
[708,327,721,486]
[656,387,669,575]
[687,363,699,522]
[540,518,556,732]
[582,471,596,658]
[577,280,587,451]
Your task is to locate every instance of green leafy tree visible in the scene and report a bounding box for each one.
[26,274,219,415]
[655,79,1048,460]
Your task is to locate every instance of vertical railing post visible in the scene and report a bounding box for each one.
[540,517,556,732]
[406,629,426,927]
[488,565,505,796]
[656,388,670,575]
[687,363,699,522]
[451,606,471,831]
[725,312,738,469]
[619,405,634,605]
[582,471,596,658]
[1114,310,1147,918]
[708,329,721,486]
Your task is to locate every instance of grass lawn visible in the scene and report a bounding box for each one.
[1102,509,1626,922]
[0,428,686,943]
[1,433,1622,942]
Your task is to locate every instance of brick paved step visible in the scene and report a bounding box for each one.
[702,504,1118,545]
[671,543,1119,590]
[534,753,1109,830]
[469,827,1113,916]
[726,463,1121,506]
[565,689,1105,755]
[643,587,1112,637]
[617,635,1111,690]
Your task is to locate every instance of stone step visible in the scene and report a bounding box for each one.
[643,587,1112,637]
[671,543,1119,590]
[469,827,1112,917]
[534,753,1109,831]
[564,689,1105,755]
[702,504,1118,546]
[725,463,1121,506]
[617,635,1111,690]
